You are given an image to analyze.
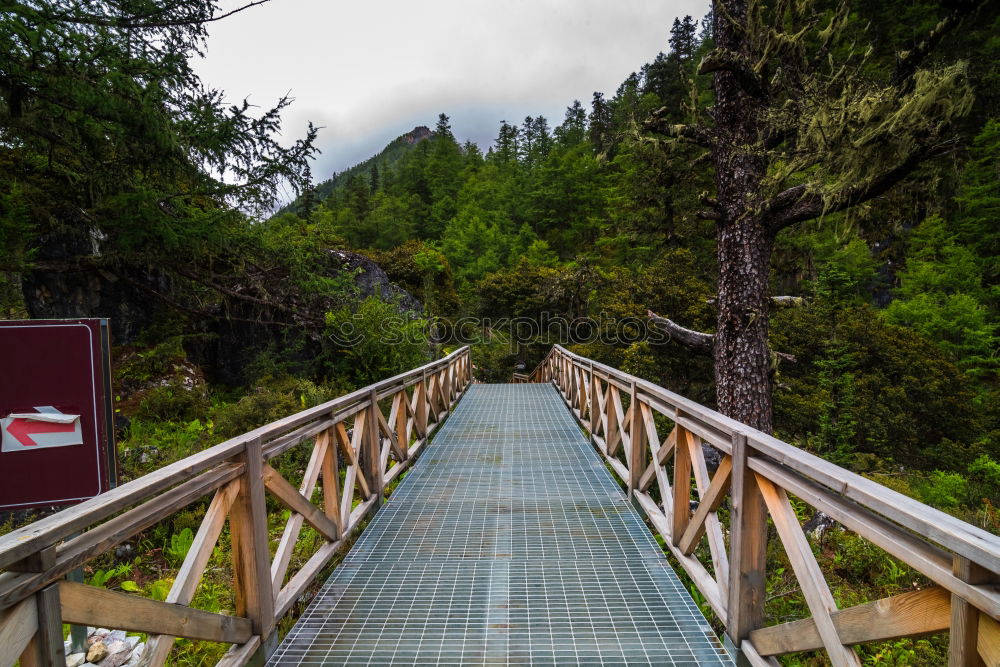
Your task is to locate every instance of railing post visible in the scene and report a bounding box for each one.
[628,381,645,497]
[18,582,64,667]
[589,362,598,441]
[366,389,385,506]
[231,436,277,657]
[726,431,768,653]
[949,556,990,666]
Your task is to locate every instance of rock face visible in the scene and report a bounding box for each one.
[187,249,422,385]
[21,214,168,344]
[325,250,422,314]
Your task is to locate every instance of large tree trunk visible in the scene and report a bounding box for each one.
[711,0,773,433]
[714,220,773,433]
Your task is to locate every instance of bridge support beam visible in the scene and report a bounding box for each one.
[726,431,768,653]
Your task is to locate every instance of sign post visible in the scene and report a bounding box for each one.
[0,319,117,509]
[0,318,117,655]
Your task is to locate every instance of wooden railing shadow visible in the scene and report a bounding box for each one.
[527,345,1000,667]
[0,347,472,667]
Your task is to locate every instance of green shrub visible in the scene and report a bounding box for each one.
[917,471,969,509]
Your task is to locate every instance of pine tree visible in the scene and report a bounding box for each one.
[555,101,587,146]
[669,15,698,61]
[588,93,613,154]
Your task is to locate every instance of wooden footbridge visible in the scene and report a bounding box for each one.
[1,346,998,666]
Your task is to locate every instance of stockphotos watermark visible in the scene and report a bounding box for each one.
[328,312,670,348]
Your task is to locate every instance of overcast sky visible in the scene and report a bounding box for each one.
[194,0,710,189]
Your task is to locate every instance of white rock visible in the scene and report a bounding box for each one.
[108,630,126,642]
[86,642,108,663]
[66,652,87,667]
[124,636,140,650]
[95,629,111,637]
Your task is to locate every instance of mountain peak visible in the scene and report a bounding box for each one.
[403,126,433,145]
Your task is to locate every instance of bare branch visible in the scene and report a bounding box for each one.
[698,48,764,99]
[45,0,273,29]
[647,310,715,355]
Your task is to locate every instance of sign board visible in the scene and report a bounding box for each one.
[0,319,116,510]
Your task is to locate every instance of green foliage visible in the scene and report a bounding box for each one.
[164,528,195,566]
[884,216,997,380]
[365,240,460,314]
[324,297,430,386]
[212,376,344,439]
[917,471,969,509]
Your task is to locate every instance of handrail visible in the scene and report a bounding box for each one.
[0,346,472,667]
[531,344,1000,667]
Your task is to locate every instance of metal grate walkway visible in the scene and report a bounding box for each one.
[268,384,732,665]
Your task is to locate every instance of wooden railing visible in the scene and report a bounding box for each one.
[531,345,1000,667]
[0,346,472,667]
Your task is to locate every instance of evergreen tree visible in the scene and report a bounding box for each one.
[669,15,698,61]
[555,101,587,146]
[588,92,613,154]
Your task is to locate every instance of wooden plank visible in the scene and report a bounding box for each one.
[0,463,243,611]
[740,639,782,667]
[412,379,428,438]
[671,424,692,547]
[6,546,56,574]
[334,421,370,499]
[605,385,621,455]
[321,429,343,534]
[750,587,951,656]
[261,416,336,461]
[951,557,991,667]
[756,474,860,667]
[727,432,768,648]
[0,596,37,667]
[633,491,728,621]
[271,433,330,595]
[628,385,646,493]
[679,455,733,556]
[32,584,65,666]
[376,399,407,462]
[979,612,1000,666]
[394,391,409,458]
[749,456,1000,619]
[58,581,252,644]
[262,465,340,542]
[230,437,276,640]
[366,392,384,502]
[638,426,676,493]
[216,636,261,667]
[688,436,729,586]
[145,480,240,667]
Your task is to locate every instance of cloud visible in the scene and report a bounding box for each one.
[194,0,710,181]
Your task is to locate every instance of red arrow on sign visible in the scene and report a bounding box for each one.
[5,418,77,446]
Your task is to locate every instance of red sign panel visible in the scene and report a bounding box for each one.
[0,319,116,510]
